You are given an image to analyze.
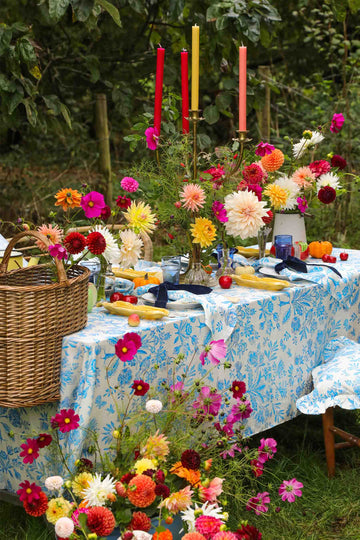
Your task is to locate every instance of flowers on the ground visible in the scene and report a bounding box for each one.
[190,217,216,248]
[278,478,303,502]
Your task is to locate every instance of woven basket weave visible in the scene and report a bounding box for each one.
[0,231,90,408]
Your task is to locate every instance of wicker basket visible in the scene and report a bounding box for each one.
[0,231,90,408]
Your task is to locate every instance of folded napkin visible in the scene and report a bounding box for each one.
[148,282,212,308]
[112,277,134,295]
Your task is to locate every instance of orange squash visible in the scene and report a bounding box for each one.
[133,273,160,289]
[308,241,333,259]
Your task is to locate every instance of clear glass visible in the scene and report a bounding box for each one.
[215,247,234,278]
[97,260,116,302]
[161,255,181,284]
[257,227,271,259]
[183,262,210,286]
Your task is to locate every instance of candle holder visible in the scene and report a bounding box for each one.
[190,109,201,180]
[227,130,251,179]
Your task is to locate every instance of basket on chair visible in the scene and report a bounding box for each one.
[0,231,90,408]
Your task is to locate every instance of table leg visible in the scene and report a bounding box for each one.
[322,407,335,477]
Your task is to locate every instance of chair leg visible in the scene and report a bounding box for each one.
[322,407,336,477]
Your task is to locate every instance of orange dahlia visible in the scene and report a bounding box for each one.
[23,491,48,517]
[170,462,201,486]
[87,506,115,536]
[153,531,173,540]
[127,474,156,508]
[261,148,284,172]
[129,511,152,531]
[55,188,82,211]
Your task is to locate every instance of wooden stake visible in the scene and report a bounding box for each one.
[95,93,112,205]
[257,66,271,141]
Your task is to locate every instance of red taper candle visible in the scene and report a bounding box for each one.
[154,46,165,135]
[239,46,247,131]
[181,50,190,134]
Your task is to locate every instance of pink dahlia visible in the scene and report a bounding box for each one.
[213,533,238,540]
[36,224,63,251]
[198,477,223,503]
[72,507,90,526]
[195,515,222,539]
[330,112,344,133]
[17,480,42,504]
[81,191,106,218]
[247,184,263,201]
[211,201,228,223]
[48,244,68,260]
[20,439,39,464]
[246,492,270,515]
[145,126,159,150]
[180,183,206,212]
[242,163,264,184]
[51,408,80,433]
[255,141,275,157]
[231,380,246,399]
[121,177,139,193]
[309,160,331,177]
[291,167,315,188]
[257,437,277,463]
[278,478,303,502]
[199,339,227,366]
[192,386,222,418]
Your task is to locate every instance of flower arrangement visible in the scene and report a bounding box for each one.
[17,334,303,539]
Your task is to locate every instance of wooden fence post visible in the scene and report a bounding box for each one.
[95,93,112,205]
[257,65,271,141]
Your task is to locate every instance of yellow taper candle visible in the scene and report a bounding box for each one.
[191,24,200,110]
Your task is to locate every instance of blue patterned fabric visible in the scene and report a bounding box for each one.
[1,247,360,494]
[296,336,360,414]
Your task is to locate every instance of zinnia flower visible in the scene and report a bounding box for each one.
[44,476,63,491]
[278,478,303,502]
[211,201,228,222]
[116,195,132,209]
[17,480,42,503]
[125,201,157,234]
[246,492,270,515]
[145,126,159,150]
[159,485,193,513]
[23,491,48,517]
[131,379,149,396]
[46,497,72,524]
[261,148,284,172]
[255,141,275,156]
[90,225,121,264]
[331,154,346,169]
[48,243,68,260]
[180,184,206,212]
[115,333,142,362]
[81,191,106,218]
[190,217,216,248]
[242,163,264,184]
[291,167,315,188]
[181,502,226,534]
[330,112,344,133]
[199,339,227,366]
[55,517,74,538]
[231,380,246,399]
[87,506,116,536]
[213,533,238,540]
[121,176,139,193]
[119,229,143,268]
[36,224,63,251]
[153,531,173,540]
[145,399,163,413]
[127,474,156,508]
[51,408,80,433]
[55,187,82,211]
[182,533,206,540]
[20,438,39,464]
[318,186,336,204]
[63,232,86,255]
[224,191,268,240]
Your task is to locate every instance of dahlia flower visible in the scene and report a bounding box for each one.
[44,476,63,491]
[170,462,201,486]
[181,501,227,533]
[190,217,216,248]
[63,232,86,255]
[159,485,193,513]
[23,491,48,517]
[142,430,170,460]
[264,176,300,211]
[198,477,224,503]
[127,474,156,507]
[316,172,341,191]
[195,514,222,539]
[291,167,316,188]
[181,449,201,470]
[71,471,93,497]
[119,228,143,268]
[134,458,157,474]
[235,523,262,539]
[82,473,116,507]
[55,187,82,211]
[213,532,238,540]
[90,225,121,264]
[86,231,106,255]
[278,478,303,502]
[242,163,264,184]
[182,533,207,540]
[145,399,163,413]
[224,191,268,240]
[36,224,63,251]
[46,497,72,524]
[293,131,324,159]
[331,154,346,170]
[87,506,116,536]
[121,176,139,192]
[180,183,206,212]
[309,159,331,177]
[54,517,74,538]
[261,148,284,172]
[318,186,336,204]
[129,511,152,532]
[124,201,157,234]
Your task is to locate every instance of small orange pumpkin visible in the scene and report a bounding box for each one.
[308,241,333,259]
[133,272,160,289]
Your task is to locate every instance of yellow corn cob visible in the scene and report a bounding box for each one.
[232,273,289,291]
[236,246,270,257]
[112,268,161,281]
[100,301,169,319]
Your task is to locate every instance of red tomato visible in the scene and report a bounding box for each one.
[322,254,331,262]
[340,252,349,261]
[123,295,138,304]
[110,292,125,303]
[328,256,337,263]
[219,275,233,289]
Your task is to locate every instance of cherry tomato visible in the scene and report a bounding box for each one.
[327,256,337,263]
[340,252,349,261]
[322,254,331,262]
[110,292,125,303]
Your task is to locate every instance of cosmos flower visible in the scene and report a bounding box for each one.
[145,127,159,150]
[330,113,344,133]
[199,339,227,366]
[246,492,270,515]
[255,141,275,156]
[278,478,303,502]
[48,243,68,260]
[211,201,228,223]
[51,408,80,433]
[81,191,106,218]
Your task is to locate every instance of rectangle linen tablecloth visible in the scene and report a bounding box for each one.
[1,247,360,493]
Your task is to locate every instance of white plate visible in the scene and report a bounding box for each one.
[141,292,201,310]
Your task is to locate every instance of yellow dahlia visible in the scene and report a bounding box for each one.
[142,431,170,461]
[263,184,288,210]
[45,497,72,524]
[55,187,82,211]
[190,218,216,248]
[134,458,157,474]
[71,472,93,497]
[159,485,193,514]
[124,201,157,234]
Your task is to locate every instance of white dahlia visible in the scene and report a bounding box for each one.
[181,501,227,532]
[292,131,324,159]
[119,229,143,268]
[82,473,116,507]
[273,175,300,210]
[90,225,121,264]
[316,172,341,191]
[224,190,268,240]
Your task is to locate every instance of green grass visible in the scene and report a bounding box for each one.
[1,411,360,539]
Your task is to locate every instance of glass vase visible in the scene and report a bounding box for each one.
[96,259,115,302]
[215,247,234,278]
[257,226,271,260]
[183,243,210,286]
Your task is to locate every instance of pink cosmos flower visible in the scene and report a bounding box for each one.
[20,438,40,464]
[231,380,246,399]
[180,183,206,212]
[291,167,315,188]
[124,332,142,349]
[278,478,303,502]
[309,160,331,177]
[51,408,80,433]
[48,244,68,260]
[330,113,344,133]
[198,477,224,503]
[169,381,189,404]
[121,177,139,193]
[297,197,308,214]
[246,492,270,515]
[192,386,222,417]
[250,459,264,478]
[257,437,277,464]
[115,332,142,362]
[220,443,242,459]
[195,515,222,539]
[145,127,159,150]
[255,141,275,156]
[199,339,227,366]
[242,163,264,184]
[211,201,228,223]
[227,398,253,423]
[81,191,106,218]
[17,480,42,503]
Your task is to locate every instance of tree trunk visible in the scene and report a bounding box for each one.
[95,93,112,205]
[257,65,271,142]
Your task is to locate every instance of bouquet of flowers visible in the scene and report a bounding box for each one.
[17,335,303,540]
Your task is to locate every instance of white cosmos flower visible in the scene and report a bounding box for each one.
[90,225,121,264]
[145,399,163,414]
[82,473,116,507]
[292,131,324,159]
[224,190,268,240]
[273,176,300,210]
[181,501,227,532]
[316,172,341,191]
[45,475,64,491]
[119,229,143,268]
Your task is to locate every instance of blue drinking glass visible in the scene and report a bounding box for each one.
[275,235,293,260]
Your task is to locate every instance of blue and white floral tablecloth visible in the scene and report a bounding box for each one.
[1,248,360,493]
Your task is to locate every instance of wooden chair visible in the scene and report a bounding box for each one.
[322,407,360,477]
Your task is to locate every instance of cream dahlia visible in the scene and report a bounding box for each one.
[224,190,268,240]
[119,229,143,268]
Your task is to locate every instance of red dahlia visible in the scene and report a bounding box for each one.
[262,210,273,224]
[129,511,152,531]
[121,472,136,485]
[116,195,132,209]
[318,186,336,204]
[23,491,48,517]
[235,524,262,540]
[63,232,86,255]
[100,204,111,221]
[181,449,201,470]
[86,231,106,255]
[331,154,347,170]
[155,483,170,498]
[87,506,116,536]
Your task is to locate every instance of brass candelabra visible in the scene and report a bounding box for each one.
[190,109,201,180]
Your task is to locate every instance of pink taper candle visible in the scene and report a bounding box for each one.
[154,47,165,135]
[239,46,247,131]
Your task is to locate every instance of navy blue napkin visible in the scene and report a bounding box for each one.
[148,282,212,308]
[275,255,342,278]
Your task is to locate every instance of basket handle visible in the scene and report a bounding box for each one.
[0,230,69,285]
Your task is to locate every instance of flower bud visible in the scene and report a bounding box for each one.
[113,430,120,439]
